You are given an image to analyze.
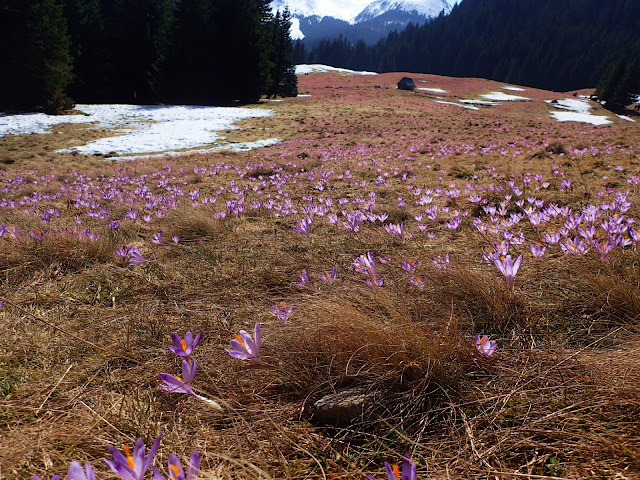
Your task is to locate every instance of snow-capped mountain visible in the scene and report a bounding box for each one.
[271,0,457,24]
[354,0,451,23]
[272,0,459,45]
[270,0,372,22]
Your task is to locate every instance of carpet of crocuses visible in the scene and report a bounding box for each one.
[1,70,640,480]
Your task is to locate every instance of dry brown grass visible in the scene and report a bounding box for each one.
[1,71,639,480]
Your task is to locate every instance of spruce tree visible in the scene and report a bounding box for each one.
[0,0,73,113]
[269,9,298,98]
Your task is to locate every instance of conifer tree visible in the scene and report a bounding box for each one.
[269,9,298,98]
[0,0,73,113]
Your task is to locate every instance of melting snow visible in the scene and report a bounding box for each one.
[550,112,612,126]
[502,86,526,92]
[417,87,447,93]
[1,104,276,156]
[616,114,635,123]
[295,64,378,75]
[460,99,500,106]
[547,98,612,125]
[481,92,531,101]
[545,98,591,114]
[434,100,479,111]
[105,138,281,161]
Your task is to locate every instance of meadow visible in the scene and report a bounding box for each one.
[1,70,639,480]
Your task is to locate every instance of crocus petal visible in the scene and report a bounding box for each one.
[104,454,136,480]
[67,463,87,480]
[167,454,185,480]
[186,450,200,480]
[142,434,162,475]
[152,467,166,480]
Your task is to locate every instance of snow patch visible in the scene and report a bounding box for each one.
[295,64,378,75]
[1,104,276,156]
[481,92,530,102]
[502,86,525,92]
[106,138,281,161]
[550,111,612,126]
[616,114,635,123]
[417,87,447,93]
[546,98,612,125]
[545,98,591,114]
[460,99,500,106]
[434,100,479,111]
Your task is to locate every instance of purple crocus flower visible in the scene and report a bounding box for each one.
[168,332,202,358]
[171,235,180,245]
[128,248,150,266]
[28,229,48,242]
[430,253,450,270]
[160,359,198,395]
[150,231,164,245]
[152,450,199,480]
[104,434,162,480]
[528,243,547,258]
[408,276,427,289]
[67,462,96,480]
[493,254,523,290]
[384,222,405,238]
[226,323,261,362]
[475,335,497,356]
[270,302,295,325]
[318,267,337,284]
[294,269,310,286]
[115,246,133,262]
[366,455,417,480]
[0,223,6,238]
[400,258,418,273]
[292,216,314,237]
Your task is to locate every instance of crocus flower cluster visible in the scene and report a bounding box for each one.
[159,332,221,409]
[115,246,151,266]
[105,435,162,480]
[352,252,384,287]
[31,436,200,480]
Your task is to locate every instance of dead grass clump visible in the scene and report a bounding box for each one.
[267,288,474,426]
[1,232,116,285]
[164,207,230,243]
[555,254,640,330]
[424,266,531,335]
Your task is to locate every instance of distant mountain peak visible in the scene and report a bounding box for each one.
[353,0,451,23]
[271,0,457,23]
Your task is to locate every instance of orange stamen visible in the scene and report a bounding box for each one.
[480,337,487,344]
[169,463,180,479]
[235,335,246,347]
[392,464,400,480]
[123,445,135,469]
[180,339,187,351]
